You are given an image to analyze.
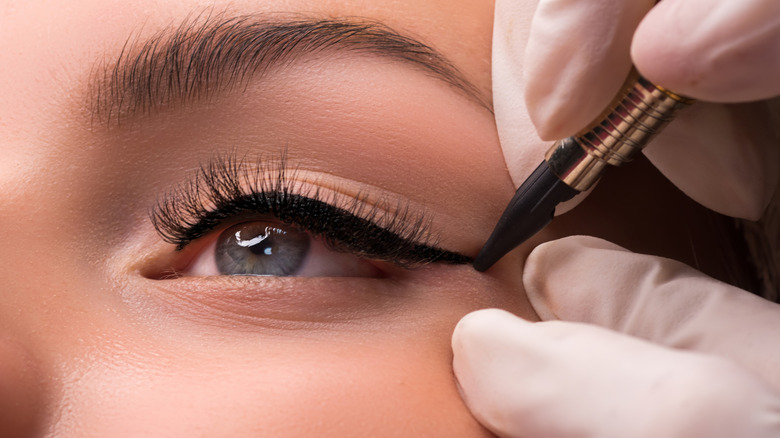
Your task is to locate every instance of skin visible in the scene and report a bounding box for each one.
[0,0,744,436]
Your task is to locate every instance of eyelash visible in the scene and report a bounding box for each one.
[150,153,471,267]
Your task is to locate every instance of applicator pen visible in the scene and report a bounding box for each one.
[473,71,693,272]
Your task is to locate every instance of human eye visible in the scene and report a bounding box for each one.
[148,153,471,279]
[183,219,385,277]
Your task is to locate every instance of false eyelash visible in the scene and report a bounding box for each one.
[150,152,471,266]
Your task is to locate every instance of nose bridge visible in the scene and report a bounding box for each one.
[0,336,48,437]
[0,275,115,437]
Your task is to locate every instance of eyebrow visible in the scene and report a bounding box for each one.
[89,13,491,126]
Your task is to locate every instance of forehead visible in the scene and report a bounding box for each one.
[0,0,494,128]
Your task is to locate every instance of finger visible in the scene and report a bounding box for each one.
[523,0,654,140]
[491,0,640,212]
[644,99,780,219]
[633,0,780,102]
[500,0,780,221]
[523,235,780,390]
[492,0,554,190]
[452,309,780,438]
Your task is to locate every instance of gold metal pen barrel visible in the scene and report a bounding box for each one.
[545,73,694,192]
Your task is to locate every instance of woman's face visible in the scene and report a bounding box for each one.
[0,0,743,435]
[0,0,549,436]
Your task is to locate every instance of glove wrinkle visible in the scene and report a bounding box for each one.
[523,235,780,390]
[645,101,780,219]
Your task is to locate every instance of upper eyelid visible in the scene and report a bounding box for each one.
[150,153,471,266]
[150,153,432,246]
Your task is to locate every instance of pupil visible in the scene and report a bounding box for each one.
[248,238,274,256]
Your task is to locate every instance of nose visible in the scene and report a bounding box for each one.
[0,337,46,437]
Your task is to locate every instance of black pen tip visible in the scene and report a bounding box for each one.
[473,161,578,272]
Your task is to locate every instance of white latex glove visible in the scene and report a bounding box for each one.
[492,0,780,219]
[453,236,780,438]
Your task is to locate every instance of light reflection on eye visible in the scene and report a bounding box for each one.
[186,221,384,278]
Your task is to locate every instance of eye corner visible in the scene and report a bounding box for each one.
[136,235,215,281]
[136,247,186,281]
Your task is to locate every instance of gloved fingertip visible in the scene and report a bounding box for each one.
[523,236,629,288]
[452,309,537,396]
[523,236,631,320]
[452,309,530,353]
[633,0,780,102]
[523,0,653,139]
[531,235,628,257]
[452,310,546,438]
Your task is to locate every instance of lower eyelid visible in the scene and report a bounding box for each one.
[138,275,409,329]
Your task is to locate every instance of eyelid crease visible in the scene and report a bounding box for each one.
[277,171,424,212]
[150,152,471,267]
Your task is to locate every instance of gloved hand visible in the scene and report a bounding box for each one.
[452,236,780,438]
[492,0,780,219]
[471,2,780,435]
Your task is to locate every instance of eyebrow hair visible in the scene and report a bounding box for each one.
[89,13,491,126]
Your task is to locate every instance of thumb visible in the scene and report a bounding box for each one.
[452,309,780,438]
[523,235,780,390]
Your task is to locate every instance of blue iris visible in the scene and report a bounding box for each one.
[215,222,311,276]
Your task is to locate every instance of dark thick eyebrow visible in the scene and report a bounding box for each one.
[89,13,491,126]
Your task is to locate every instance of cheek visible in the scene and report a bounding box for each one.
[54,336,494,437]
[50,271,519,437]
